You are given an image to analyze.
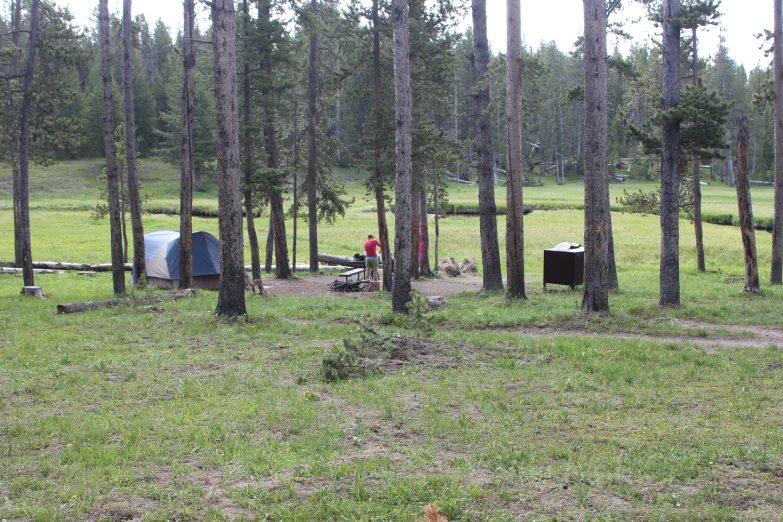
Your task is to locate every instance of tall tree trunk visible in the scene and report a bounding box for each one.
[265,213,274,272]
[419,183,433,276]
[659,0,681,306]
[17,0,40,288]
[607,209,618,289]
[772,0,783,284]
[736,116,760,293]
[179,0,196,289]
[269,193,290,278]
[307,0,319,272]
[505,0,526,300]
[472,0,503,291]
[581,0,610,312]
[372,0,392,292]
[392,0,413,313]
[434,172,440,271]
[10,0,21,269]
[261,1,291,280]
[692,28,706,272]
[123,0,146,282]
[242,0,261,281]
[726,127,734,186]
[121,190,128,263]
[409,6,422,281]
[212,0,247,317]
[410,164,421,279]
[100,0,125,295]
[293,98,299,271]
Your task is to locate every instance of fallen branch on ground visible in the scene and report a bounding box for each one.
[56,289,195,314]
[0,267,64,275]
[0,261,132,272]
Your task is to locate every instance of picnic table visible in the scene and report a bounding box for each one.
[329,268,368,292]
[339,267,366,282]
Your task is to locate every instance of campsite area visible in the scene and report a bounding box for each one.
[1,160,783,521]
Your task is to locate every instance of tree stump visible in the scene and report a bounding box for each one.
[21,286,44,298]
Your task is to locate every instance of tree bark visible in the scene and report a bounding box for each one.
[265,211,274,272]
[123,0,146,282]
[772,0,783,284]
[472,0,504,292]
[241,0,261,282]
[419,183,433,276]
[505,0,526,300]
[260,1,291,280]
[212,0,247,317]
[17,0,40,288]
[692,27,706,273]
[392,0,413,313]
[307,0,319,272]
[99,0,126,295]
[607,208,618,289]
[736,116,760,293]
[410,164,421,279]
[10,0,21,269]
[581,0,610,313]
[292,98,299,272]
[179,0,196,289]
[372,0,392,292]
[659,0,681,306]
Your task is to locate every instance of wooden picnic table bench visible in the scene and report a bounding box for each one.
[338,267,366,283]
[329,267,368,292]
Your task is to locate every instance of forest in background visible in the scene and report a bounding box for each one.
[1,0,775,191]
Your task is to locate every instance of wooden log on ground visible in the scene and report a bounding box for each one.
[0,267,63,275]
[57,289,195,314]
[0,261,132,272]
[21,286,45,298]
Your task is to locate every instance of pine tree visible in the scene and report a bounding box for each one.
[212,0,247,317]
[122,0,146,283]
[505,0,527,300]
[99,0,126,295]
[660,0,682,306]
[392,0,413,313]
[179,0,196,290]
[772,0,783,284]
[682,0,721,272]
[471,0,503,292]
[582,0,610,312]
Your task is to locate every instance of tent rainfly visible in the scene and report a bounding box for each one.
[132,230,223,289]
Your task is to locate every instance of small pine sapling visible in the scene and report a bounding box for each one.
[416,504,447,522]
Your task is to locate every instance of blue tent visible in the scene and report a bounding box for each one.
[132,230,223,289]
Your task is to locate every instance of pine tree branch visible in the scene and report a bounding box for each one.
[0,30,30,38]
[606,0,622,17]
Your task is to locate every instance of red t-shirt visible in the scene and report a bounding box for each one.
[364,238,381,257]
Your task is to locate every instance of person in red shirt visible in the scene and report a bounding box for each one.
[363,234,382,281]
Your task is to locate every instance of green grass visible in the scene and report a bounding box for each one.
[1,159,783,520]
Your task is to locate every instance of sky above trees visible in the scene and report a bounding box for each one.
[63,0,767,71]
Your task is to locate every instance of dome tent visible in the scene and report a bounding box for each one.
[132,230,223,290]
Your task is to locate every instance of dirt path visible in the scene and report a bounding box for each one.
[265,274,783,350]
[513,323,783,351]
[261,273,483,298]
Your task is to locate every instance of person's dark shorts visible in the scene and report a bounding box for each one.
[365,256,379,267]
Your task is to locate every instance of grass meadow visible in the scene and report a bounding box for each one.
[1,159,782,521]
